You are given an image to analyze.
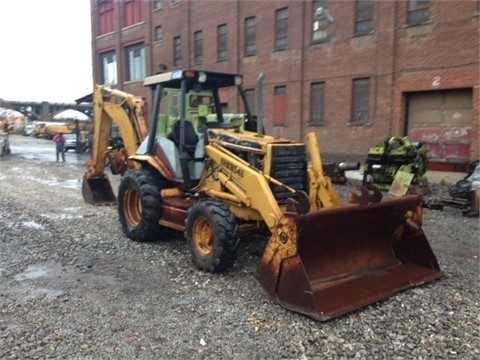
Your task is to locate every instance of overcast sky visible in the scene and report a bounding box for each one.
[0,0,92,104]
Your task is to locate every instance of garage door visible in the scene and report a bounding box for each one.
[407,89,472,166]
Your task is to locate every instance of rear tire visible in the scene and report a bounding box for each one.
[185,199,238,273]
[118,169,169,242]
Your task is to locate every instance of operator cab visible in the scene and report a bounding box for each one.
[142,70,253,189]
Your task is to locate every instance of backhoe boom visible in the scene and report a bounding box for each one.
[82,85,148,205]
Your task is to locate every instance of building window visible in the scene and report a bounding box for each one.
[313,0,327,12]
[125,44,145,82]
[154,25,163,42]
[407,0,430,24]
[123,0,144,27]
[173,36,182,67]
[217,24,227,61]
[273,86,287,125]
[100,51,117,85]
[244,88,255,114]
[153,0,162,10]
[310,82,325,124]
[351,78,370,125]
[274,8,288,50]
[194,30,203,65]
[170,0,181,6]
[354,0,374,35]
[98,0,114,35]
[244,16,256,56]
[312,0,330,43]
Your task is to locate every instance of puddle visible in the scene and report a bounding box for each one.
[22,220,44,230]
[41,213,83,220]
[13,262,80,283]
[40,206,85,220]
[9,144,91,165]
[33,288,65,299]
[14,264,49,281]
[61,178,82,189]
[21,174,80,188]
[10,264,69,301]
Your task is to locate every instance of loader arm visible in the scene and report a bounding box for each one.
[82,85,148,205]
[203,141,285,230]
[305,132,343,209]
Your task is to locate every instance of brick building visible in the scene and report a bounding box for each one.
[90,0,479,169]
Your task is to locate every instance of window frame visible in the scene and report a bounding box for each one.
[194,30,203,65]
[312,0,329,44]
[173,36,182,67]
[154,25,163,42]
[217,24,228,61]
[313,0,327,13]
[123,0,144,28]
[100,51,117,85]
[274,7,288,51]
[273,85,288,126]
[407,0,430,24]
[244,16,256,56]
[153,0,162,10]
[125,43,146,82]
[97,0,115,36]
[310,82,326,125]
[244,88,255,114]
[354,0,374,35]
[351,78,370,125]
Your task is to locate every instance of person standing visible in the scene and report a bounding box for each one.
[53,132,66,162]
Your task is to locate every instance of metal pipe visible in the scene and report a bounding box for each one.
[215,140,265,155]
[337,162,361,171]
[146,84,162,154]
[179,78,187,153]
[256,72,265,136]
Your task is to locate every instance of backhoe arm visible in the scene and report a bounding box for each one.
[86,85,148,178]
[82,85,149,205]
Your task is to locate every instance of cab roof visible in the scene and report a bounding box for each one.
[143,69,242,89]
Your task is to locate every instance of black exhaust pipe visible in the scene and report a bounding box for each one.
[256,72,265,137]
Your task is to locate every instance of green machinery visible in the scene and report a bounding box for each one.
[363,136,429,191]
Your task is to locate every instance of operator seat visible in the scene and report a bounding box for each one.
[169,120,205,189]
[169,120,198,156]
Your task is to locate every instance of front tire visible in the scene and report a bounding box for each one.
[185,199,238,273]
[118,169,169,242]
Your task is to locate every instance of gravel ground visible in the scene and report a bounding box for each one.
[0,135,479,360]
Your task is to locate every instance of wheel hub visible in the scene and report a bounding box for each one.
[124,188,142,227]
[193,217,213,256]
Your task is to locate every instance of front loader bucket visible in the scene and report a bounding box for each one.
[82,175,117,205]
[257,195,442,321]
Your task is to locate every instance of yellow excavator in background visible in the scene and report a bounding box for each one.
[82,70,442,321]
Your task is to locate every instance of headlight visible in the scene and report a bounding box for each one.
[234,75,242,86]
[171,70,183,79]
[198,72,207,83]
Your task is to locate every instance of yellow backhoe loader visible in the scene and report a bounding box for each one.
[82,70,442,321]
